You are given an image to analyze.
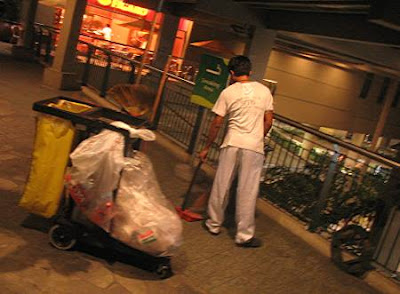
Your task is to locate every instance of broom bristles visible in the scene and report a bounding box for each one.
[175,206,204,222]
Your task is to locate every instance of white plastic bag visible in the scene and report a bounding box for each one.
[111,121,156,141]
[65,122,182,256]
[65,121,156,231]
[66,129,125,231]
[111,152,183,257]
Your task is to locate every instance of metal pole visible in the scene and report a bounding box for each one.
[128,61,136,84]
[36,27,42,58]
[135,0,165,85]
[82,46,92,86]
[308,144,340,232]
[188,107,205,155]
[101,53,112,97]
[45,30,52,63]
[150,55,172,125]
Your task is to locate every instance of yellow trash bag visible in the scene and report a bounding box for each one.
[20,99,92,218]
[19,115,75,218]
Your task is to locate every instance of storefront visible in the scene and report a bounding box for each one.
[48,0,193,62]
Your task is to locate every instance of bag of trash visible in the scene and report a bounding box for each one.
[65,120,183,257]
[65,127,125,231]
[110,151,183,257]
[65,121,155,231]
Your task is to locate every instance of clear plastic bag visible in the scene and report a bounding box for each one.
[65,122,182,256]
[111,152,183,257]
[66,129,125,231]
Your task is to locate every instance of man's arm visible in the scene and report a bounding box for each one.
[264,110,273,136]
[199,114,224,161]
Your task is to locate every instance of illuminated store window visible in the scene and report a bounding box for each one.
[359,72,373,99]
[377,77,391,104]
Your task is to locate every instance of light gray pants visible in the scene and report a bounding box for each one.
[205,146,264,243]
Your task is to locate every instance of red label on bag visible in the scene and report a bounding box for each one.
[135,229,156,244]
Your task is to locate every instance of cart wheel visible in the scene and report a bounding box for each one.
[49,224,77,250]
[155,264,173,279]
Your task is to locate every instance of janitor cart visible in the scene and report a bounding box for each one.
[31,96,173,279]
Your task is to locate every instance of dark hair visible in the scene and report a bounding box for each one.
[228,55,252,77]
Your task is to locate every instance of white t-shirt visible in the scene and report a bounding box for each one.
[102,26,112,41]
[212,81,274,154]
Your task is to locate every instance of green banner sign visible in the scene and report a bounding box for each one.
[190,54,230,109]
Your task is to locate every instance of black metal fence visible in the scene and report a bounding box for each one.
[76,41,137,96]
[259,115,400,276]
[261,116,395,234]
[31,23,55,63]
[32,23,143,96]
[154,76,200,150]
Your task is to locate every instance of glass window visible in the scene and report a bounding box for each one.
[359,72,373,99]
[391,82,400,108]
[377,77,391,104]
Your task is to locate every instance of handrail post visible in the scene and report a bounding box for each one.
[129,61,136,84]
[151,55,172,127]
[101,53,112,97]
[308,144,340,232]
[45,30,52,64]
[31,24,37,48]
[82,46,92,86]
[36,27,42,58]
[188,106,205,154]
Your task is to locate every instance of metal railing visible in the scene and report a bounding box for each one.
[31,23,58,63]
[76,41,137,96]
[31,23,151,96]
[257,116,400,275]
[260,115,397,232]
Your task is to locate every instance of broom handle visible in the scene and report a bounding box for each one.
[181,161,203,210]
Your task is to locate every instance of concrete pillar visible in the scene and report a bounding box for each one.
[245,28,276,82]
[20,0,39,48]
[370,79,399,152]
[152,13,180,69]
[42,0,87,90]
[11,0,39,60]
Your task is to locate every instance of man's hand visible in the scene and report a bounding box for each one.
[199,147,209,162]
[198,115,223,163]
[264,111,273,136]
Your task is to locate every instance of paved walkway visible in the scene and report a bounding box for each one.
[0,42,382,293]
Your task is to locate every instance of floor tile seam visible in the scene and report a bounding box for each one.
[204,273,248,293]
[180,271,237,293]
